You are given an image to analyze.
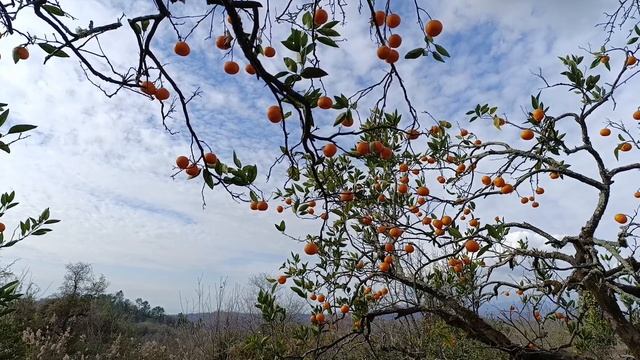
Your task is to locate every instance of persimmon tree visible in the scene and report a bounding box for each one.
[3,0,640,358]
[0,103,59,316]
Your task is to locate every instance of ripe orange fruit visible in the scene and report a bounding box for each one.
[186,164,201,177]
[425,19,443,37]
[421,216,432,225]
[340,304,349,314]
[276,205,284,213]
[460,129,469,137]
[15,46,29,60]
[404,244,414,253]
[531,201,540,208]
[277,275,287,284]
[371,141,383,153]
[356,142,370,156]
[323,143,337,157]
[634,191,640,198]
[520,197,529,204]
[314,8,328,26]
[417,197,426,205]
[377,225,387,234]
[360,216,372,225]
[399,163,409,172]
[437,176,446,184]
[627,55,638,66]
[340,191,354,202]
[633,110,640,120]
[474,139,482,146]
[315,313,325,323]
[215,35,233,50]
[385,49,399,64]
[469,218,479,227]
[614,213,628,224]
[384,255,393,264]
[397,184,408,194]
[600,55,609,64]
[0,222,5,232]
[285,198,292,205]
[501,184,514,194]
[310,293,317,301]
[304,242,319,255]
[389,227,403,238]
[374,10,385,26]
[174,41,190,56]
[338,116,353,128]
[532,108,545,122]
[384,242,394,252]
[520,129,534,141]
[176,156,190,169]
[388,34,402,48]
[411,169,420,175]
[406,129,420,140]
[245,63,256,75]
[204,152,218,165]
[620,142,632,152]
[417,186,429,196]
[257,201,268,211]
[379,262,391,272]
[250,201,258,210]
[267,105,283,123]
[464,239,480,252]
[263,46,276,57]
[432,219,444,230]
[386,13,401,28]
[493,177,505,188]
[376,46,391,60]
[318,96,333,109]
[600,128,611,136]
[317,294,326,303]
[535,187,544,195]
[322,301,330,310]
[155,87,170,101]
[224,61,240,74]
[377,194,386,202]
[319,212,328,220]
[380,147,393,160]
[453,264,463,273]
[140,81,157,95]
[481,176,492,186]
[441,215,452,226]
[399,176,409,184]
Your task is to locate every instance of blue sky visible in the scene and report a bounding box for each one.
[1,0,638,313]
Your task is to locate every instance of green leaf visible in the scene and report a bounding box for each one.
[0,109,8,127]
[12,48,20,64]
[317,28,340,37]
[42,4,65,16]
[284,57,297,72]
[203,169,214,189]
[302,12,313,29]
[405,48,424,59]
[300,67,328,79]
[432,52,445,62]
[141,19,150,32]
[0,142,9,154]
[628,37,639,45]
[7,124,37,134]
[275,220,286,232]
[291,286,306,298]
[635,25,640,36]
[477,244,491,257]
[37,43,69,58]
[434,44,450,57]
[316,36,338,48]
[233,151,242,168]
